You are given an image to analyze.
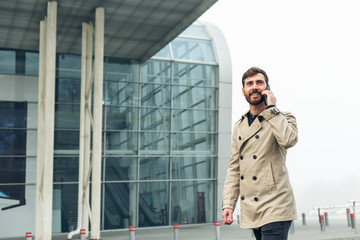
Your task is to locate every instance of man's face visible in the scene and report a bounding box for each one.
[242,73,267,105]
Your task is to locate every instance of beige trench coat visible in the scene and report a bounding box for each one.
[222,107,298,229]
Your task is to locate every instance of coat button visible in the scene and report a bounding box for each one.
[240,175,244,180]
[253,155,257,160]
[253,176,257,181]
[255,135,259,139]
[254,197,259,202]
[239,136,242,140]
[241,196,245,201]
[240,155,244,160]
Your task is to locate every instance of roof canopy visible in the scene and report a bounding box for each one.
[0,0,217,62]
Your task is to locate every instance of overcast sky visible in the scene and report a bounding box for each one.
[200,0,360,214]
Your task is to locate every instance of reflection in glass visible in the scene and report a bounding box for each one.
[0,50,15,74]
[153,44,171,59]
[53,184,78,232]
[139,182,168,227]
[172,38,215,62]
[172,133,216,155]
[140,132,169,154]
[171,181,214,224]
[54,157,79,182]
[57,54,81,78]
[25,52,39,75]
[172,157,215,179]
[106,58,139,82]
[0,102,27,128]
[141,61,171,83]
[141,83,171,107]
[140,157,169,180]
[55,104,80,129]
[173,63,216,87]
[105,157,137,181]
[179,24,210,38]
[104,183,137,229]
[173,85,216,109]
[106,81,139,106]
[0,129,26,155]
[54,130,79,151]
[172,109,216,132]
[105,106,138,131]
[56,78,81,103]
[105,131,138,155]
[140,108,170,131]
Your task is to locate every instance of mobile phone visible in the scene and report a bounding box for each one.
[263,84,270,105]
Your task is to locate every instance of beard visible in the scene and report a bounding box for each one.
[244,90,264,105]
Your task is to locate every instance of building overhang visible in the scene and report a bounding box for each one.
[0,0,217,62]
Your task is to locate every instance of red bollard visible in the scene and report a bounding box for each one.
[215,221,221,240]
[350,213,355,229]
[173,224,179,240]
[129,226,135,240]
[302,213,306,226]
[80,229,86,240]
[347,208,351,227]
[26,232,32,240]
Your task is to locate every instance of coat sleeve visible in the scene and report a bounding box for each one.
[262,108,298,149]
[222,124,240,210]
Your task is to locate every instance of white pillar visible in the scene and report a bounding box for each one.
[90,7,104,240]
[35,1,57,240]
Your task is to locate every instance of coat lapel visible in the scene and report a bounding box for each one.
[239,117,262,148]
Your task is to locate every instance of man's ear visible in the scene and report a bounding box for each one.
[242,88,245,96]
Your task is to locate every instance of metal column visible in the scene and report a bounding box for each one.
[90,7,104,240]
[35,2,57,240]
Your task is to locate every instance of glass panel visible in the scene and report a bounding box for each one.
[105,106,138,131]
[57,54,81,78]
[0,102,27,128]
[141,83,171,107]
[140,157,169,180]
[54,157,79,182]
[55,104,80,129]
[0,50,15,74]
[172,157,215,179]
[0,157,26,184]
[0,129,26,155]
[172,133,216,155]
[106,81,139,106]
[105,131,138,155]
[25,52,39,75]
[171,38,215,62]
[0,184,26,208]
[153,44,171,59]
[172,109,216,132]
[141,61,171,84]
[54,130,79,151]
[140,108,170,131]
[140,132,169,154]
[179,25,210,38]
[53,184,79,232]
[106,58,139,82]
[139,182,168,227]
[104,183,137,229]
[173,86,216,109]
[56,78,81,103]
[105,157,137,181]
[173,63,216,87]
[171,180,214,224]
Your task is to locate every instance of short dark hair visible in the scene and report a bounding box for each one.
[242,67,269,86]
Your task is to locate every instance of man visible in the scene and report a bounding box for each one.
[222,67,298,240]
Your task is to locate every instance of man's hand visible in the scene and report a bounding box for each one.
[222,208,234,225]
[262,89,277,106]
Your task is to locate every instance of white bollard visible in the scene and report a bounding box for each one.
[347,208,351,227]
[80,229,86,240]
[129,226,135,240]
[302,213,306,226]
[237,214,240,224]
[26,232,32,240]
[289,221,295,234]
[215,221,221,240]
[320,215,326,232]
[183,217,187,224]
[173,224,179,240]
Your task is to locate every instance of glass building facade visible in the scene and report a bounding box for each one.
[0,21,234,236]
